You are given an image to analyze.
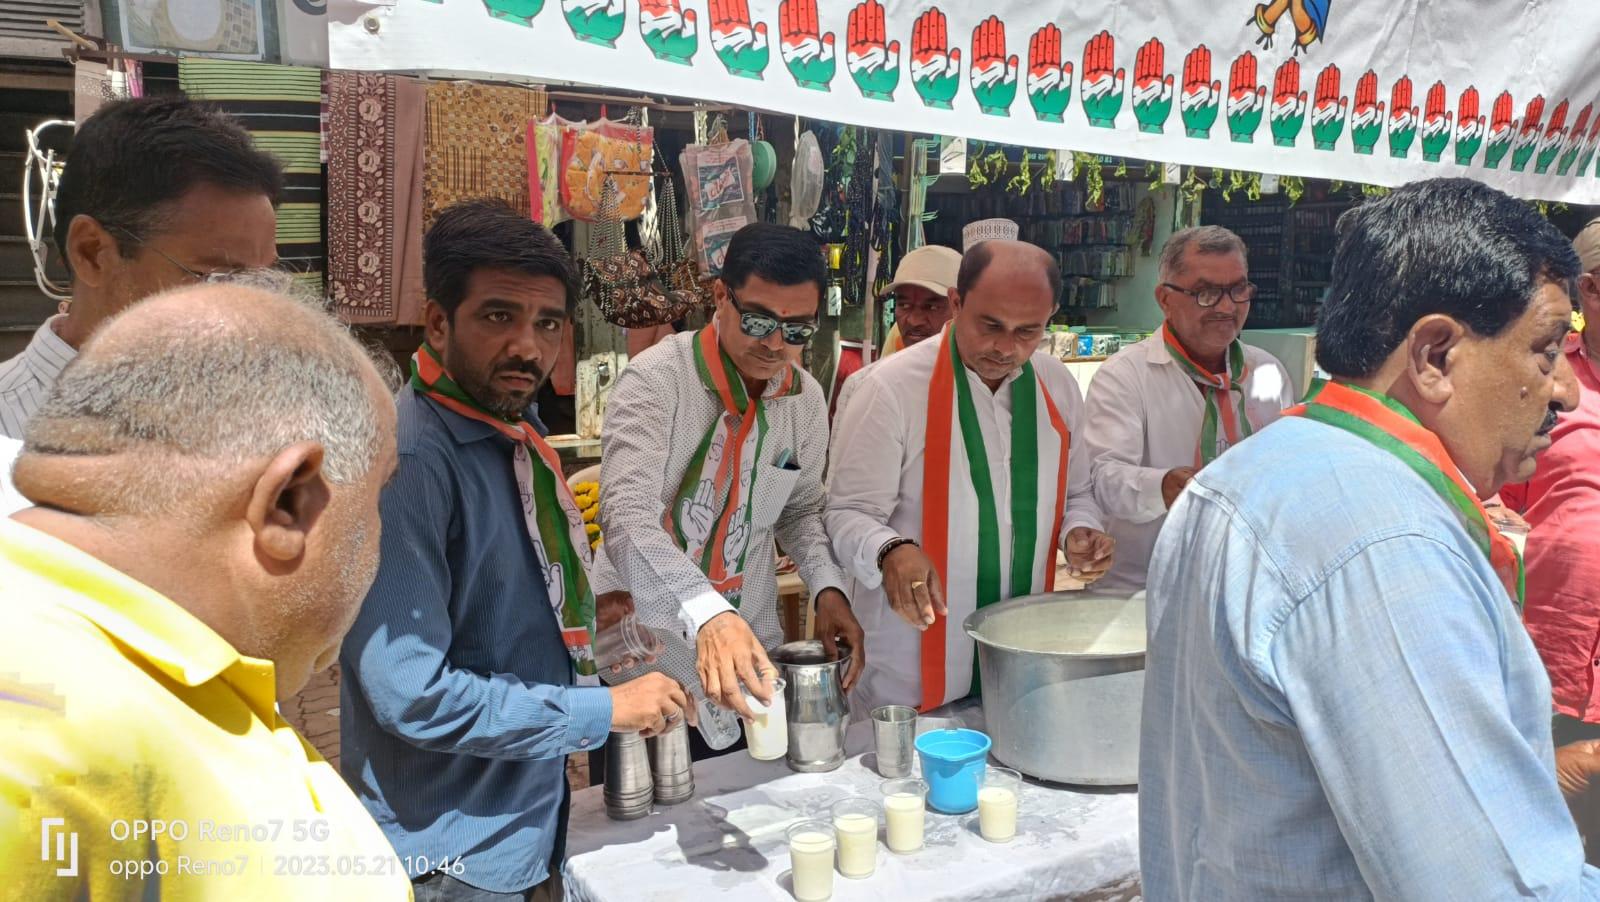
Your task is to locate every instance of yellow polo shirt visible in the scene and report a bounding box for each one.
[0,519,413,900]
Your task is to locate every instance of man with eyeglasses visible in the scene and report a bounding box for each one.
[827,240,1113,717]
[1083,225,1295,595]
[0,96,282,439]
[595,222,863,758]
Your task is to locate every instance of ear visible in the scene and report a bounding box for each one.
[948,287,963,314]
[1404,314,1468,406]
[422,300,450,351]
[1154,284,1175,319]
[245,441,332,568]
[65,215,121,290]
[1579,273,1600,317]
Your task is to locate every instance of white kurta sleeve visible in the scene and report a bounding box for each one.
[1054,370,1106,538]
[824,373,907,591]
[1084,356,1170,525]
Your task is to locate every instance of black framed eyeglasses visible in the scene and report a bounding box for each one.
[726,284,819,346]
[1161,281,1256,308]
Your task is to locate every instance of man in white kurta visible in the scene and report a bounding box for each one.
[1085,226,1295,594]
[828,241,1113,716]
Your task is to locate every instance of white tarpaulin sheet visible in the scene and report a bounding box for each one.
[329,0,1600,203]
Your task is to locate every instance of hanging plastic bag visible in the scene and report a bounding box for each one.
[561,117,653,222]
[679,139,756,276]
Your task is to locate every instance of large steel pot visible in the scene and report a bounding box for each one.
[964,592,1145,786]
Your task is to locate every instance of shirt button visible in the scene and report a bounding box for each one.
[580,738,591,748]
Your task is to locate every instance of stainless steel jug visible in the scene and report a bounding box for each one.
[770,640,851,773]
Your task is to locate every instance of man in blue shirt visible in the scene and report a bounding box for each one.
[1141,178,1600,899]
[341,200,690,901]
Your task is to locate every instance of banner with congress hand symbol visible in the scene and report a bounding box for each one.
[334,0,1600,204]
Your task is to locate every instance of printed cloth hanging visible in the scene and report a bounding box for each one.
[424,81,547,225]
[327,71,427,325]
[179,59,324,297]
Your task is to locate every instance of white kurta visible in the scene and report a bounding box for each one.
[1083,333,1295,594]
[825,331,1104,716]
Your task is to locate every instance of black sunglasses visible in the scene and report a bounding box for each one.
[726,284,818,346]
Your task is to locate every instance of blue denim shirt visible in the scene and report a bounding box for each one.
[1141,414,1600,900]
[340,387,612,893]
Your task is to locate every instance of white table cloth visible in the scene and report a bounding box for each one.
[564,702,1140,901]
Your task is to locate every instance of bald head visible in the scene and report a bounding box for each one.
[18,283,391,513]
[956,240,1062,301]
[950,240,1061,390]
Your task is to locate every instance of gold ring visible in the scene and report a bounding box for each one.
[911,580,925,590]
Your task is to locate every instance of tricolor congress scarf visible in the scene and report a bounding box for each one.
[665,325,803,608]
[1287,379,1525,608]
[919,328,1072,712]
[411,343,599,682]
[1163,323,1254,466]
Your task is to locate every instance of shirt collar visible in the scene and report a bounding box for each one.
[0,518,266,698]
[24,315,77,384]
[419,387,547,446]
[1144,332,1179,366]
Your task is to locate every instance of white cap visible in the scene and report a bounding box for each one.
[962,218,1020,251]
[888,245,962,296]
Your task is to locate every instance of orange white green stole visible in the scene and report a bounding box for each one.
[412,343,599,681]
[1287,379,1524,608]
[919,328,1072,712]
[665,325,803,607]
[1163,323,1254,466]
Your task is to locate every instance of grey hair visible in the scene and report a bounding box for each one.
[23,284,389,507]
[1159,226,1249,282]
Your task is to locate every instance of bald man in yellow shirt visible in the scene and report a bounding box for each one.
[0,283,411,900]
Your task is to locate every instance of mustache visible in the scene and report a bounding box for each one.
[1538,408,1560,435]
[498,360,544,382]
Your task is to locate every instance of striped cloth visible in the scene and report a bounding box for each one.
[178,59,324,297]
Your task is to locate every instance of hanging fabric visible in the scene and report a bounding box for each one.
[327,72,427,325]
[424,81,547,225]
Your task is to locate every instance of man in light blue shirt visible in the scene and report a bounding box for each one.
[1141,178,1600,899]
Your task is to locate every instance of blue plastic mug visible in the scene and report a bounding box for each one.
[914,728,991,814]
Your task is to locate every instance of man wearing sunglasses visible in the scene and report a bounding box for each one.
[0,97,282,439]
[596,223,862,756]
[827,240,1114,717]
[1083,226,1295,595]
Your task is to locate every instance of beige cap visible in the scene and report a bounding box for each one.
[1576,217,1600,274]
[889,244,962,296]
[962,218,1020,251]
